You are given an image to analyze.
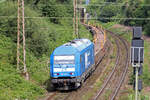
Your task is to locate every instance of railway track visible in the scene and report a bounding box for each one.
[110,32,129,100]
[44,24,129,100]
[93,30,129,100]
[45,91,72,100]
[62,42,111,100]
[44,24,110,100]
[45,50,109,100]
[59,28,116,100]
[93,32,120,100]
[46,92,57,100]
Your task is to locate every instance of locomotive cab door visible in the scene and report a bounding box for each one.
[80,54,85,75]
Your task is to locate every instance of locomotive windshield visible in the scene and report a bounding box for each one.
[54,55,75,64]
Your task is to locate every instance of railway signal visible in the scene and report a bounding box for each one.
[133,64,143,76]
[131,27,144,100]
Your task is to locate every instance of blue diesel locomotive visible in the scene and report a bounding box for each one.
[50,39,95,90]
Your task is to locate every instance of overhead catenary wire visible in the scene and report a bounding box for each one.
[1,26,105,33]
[1,16,150,20]
[44,4,150,7]
[3,2,150,7]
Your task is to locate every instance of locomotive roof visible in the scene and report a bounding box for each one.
[53,38,93,55]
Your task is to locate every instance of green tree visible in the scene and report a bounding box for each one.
[41,0,73,24]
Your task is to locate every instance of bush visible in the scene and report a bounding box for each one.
[0,1,93,99]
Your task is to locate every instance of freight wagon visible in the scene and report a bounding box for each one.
[50,39,95,90]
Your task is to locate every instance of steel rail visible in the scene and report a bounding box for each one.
[110,32,129,100]
[93,31,121,100]
[62,23,109,100]
[46,92,57,100]
[63,44,109,100]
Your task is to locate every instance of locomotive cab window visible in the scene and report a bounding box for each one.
[54,55,75,64]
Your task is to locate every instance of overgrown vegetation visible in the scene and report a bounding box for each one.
[1,0,150,99]
[87,0,150,97]
[0,0,92,99]
[0,34,46,99]
[87,0,150,35]
[106,26,150,99]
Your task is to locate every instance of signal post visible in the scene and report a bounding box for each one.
[131,27,144,100]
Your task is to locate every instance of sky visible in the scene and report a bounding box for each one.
[86,0,90,5]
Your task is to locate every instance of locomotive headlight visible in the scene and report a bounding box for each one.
[54,73,59,75]
[70,72,74,75]
[57,73,59,75]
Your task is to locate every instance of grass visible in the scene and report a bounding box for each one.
[0,35,48,100]
[142,41,150,86]
[0,0,5,3]
[0,1,93,99]
[84,20,150,99]
[106,24,150,99]
[81,33,117,100]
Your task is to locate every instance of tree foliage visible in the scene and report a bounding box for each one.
[120,0,150,35]
[41,0,73,24]
[0,1,93,99]
[87,0,150,35]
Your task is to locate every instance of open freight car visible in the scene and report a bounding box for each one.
[50,39,95,90]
